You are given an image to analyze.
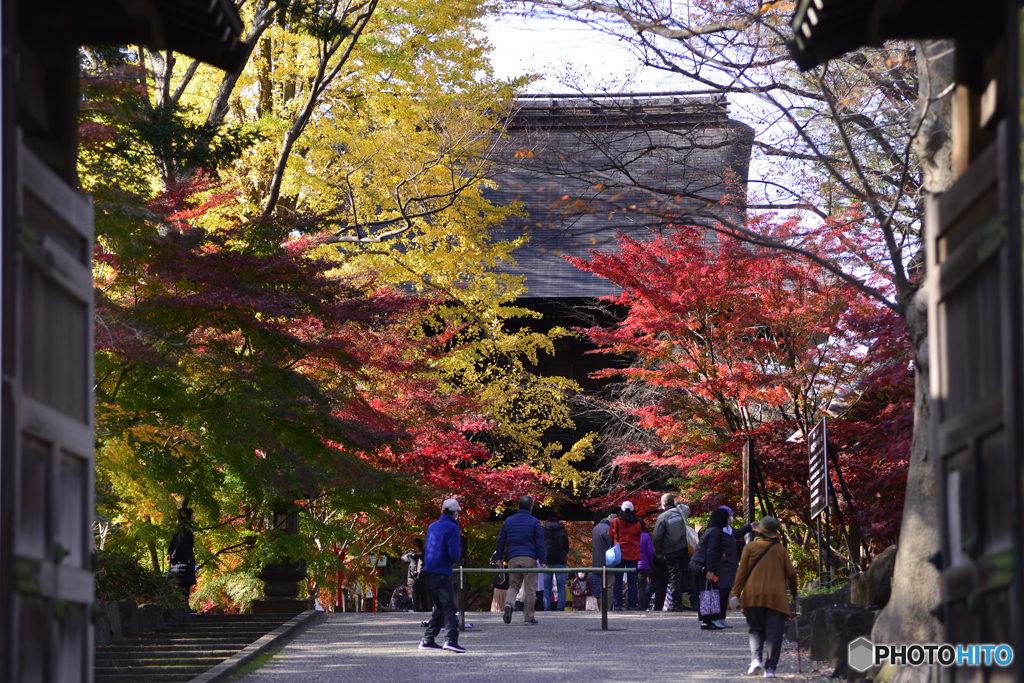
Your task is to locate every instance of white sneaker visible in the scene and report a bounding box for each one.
[747,659,764,676]
[764,670,775,678]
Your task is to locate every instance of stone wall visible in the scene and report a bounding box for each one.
[786,545,897,680]
[94,596,192,647]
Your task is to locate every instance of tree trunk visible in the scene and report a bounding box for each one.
[871,38,953,645]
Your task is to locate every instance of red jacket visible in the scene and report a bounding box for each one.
[609,518,642,561]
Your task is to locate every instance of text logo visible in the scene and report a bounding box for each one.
[848,638,1015,672]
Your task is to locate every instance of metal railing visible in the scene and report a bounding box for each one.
[456,566,636,630]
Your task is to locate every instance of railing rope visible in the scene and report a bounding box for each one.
[456,566,636,631]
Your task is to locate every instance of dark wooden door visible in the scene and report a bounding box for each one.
[6,139,95,683]
[929,121,1020,682]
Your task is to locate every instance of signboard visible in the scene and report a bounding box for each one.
[808,418,828,519]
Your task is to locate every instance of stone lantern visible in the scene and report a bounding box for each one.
[251,505,308,614]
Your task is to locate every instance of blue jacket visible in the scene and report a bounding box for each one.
[423,513,462,576]
[495,510,547,563]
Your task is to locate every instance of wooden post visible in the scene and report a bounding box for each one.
[743,439,756,541]
[459,567,466,629]
[601,567,608,630]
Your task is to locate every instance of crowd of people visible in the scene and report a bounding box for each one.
[407,493,799,678]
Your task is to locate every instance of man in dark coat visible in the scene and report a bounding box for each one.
[541,515,570,611]
[495,495,547,625]
[167,507,196,606]
[652,493,694,611]
[591,513,616,609]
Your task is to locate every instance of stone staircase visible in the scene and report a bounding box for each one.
[94,613,295,683]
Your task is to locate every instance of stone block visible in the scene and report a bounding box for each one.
[137,604,166,633]
[798,590,841,618]
[849,572,870,605]
[808,605,876,679]
[163,607,192,625]
[785,612,815,649]
[105,601,123,641]
[867,545,897,607]
[117,597,139,638]
[94,602,112,647]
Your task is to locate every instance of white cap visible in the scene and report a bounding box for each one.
[443,498,462,512]
[621,501,634,511]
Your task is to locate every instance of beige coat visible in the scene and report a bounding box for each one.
[731,539,799,618]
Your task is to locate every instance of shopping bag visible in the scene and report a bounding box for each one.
[605,542,621,566]
[585,596,599,611]
[698,580,720,617]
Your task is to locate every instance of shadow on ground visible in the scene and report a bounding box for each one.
[231,611,826,683]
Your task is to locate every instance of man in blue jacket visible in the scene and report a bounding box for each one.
[419,498,466,653]
[495,495,547,625]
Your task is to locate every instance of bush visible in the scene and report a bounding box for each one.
[95,550,185,608]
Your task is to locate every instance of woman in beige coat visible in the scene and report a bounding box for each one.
[730,517,799,678]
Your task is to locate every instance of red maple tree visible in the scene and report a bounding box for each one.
[566,218,911,553]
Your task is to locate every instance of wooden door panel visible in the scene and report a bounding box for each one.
[8,139,95,683]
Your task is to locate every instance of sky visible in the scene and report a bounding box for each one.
[482,12,683,95]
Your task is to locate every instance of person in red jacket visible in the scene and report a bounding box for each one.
[609,501,642,609]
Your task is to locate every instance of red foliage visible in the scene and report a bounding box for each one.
[565,220,911,549]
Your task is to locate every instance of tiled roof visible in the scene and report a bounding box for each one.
[486,94,754,299]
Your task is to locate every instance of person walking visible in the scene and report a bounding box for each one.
[637,521,654,610]
[591,513,615,609]
[715,506,741,628]
[652,493,696,612]
[496,495,547,625]
[609,501,642,610]
[690,506,734,629]
[730,516,798,678]
[167,507,197,607]
[418,498,466,653]
[541,515,570,611]
[401,539,431,612]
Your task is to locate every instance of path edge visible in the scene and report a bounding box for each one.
[187,610,325,683]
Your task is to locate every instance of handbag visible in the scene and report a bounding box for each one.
[605,542,621,566]
[585,596,599,611]
[698,578,721,617]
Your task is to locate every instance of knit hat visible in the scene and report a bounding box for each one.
[621,501,634,511]
[752,516,781,539]
[719,505,733,516]
[442,498,462,513]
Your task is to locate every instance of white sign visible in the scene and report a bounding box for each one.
[808,418,828,519]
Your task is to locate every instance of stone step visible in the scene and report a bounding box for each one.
[95,610,301,682]
[135,629,270,638]
[97,649,239,659]
[95,673,196,683]
[96,656,227,667]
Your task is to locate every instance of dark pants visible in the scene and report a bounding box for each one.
[636,569,650,609]
[422,572,459,645]
[613,559,639,609]
[665,550,687,610]
[746,606,786,671]
[719,586,732,619]
[411,581,432,612]
[651,579,667,610]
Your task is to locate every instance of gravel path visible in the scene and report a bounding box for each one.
[231,610,834,683]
